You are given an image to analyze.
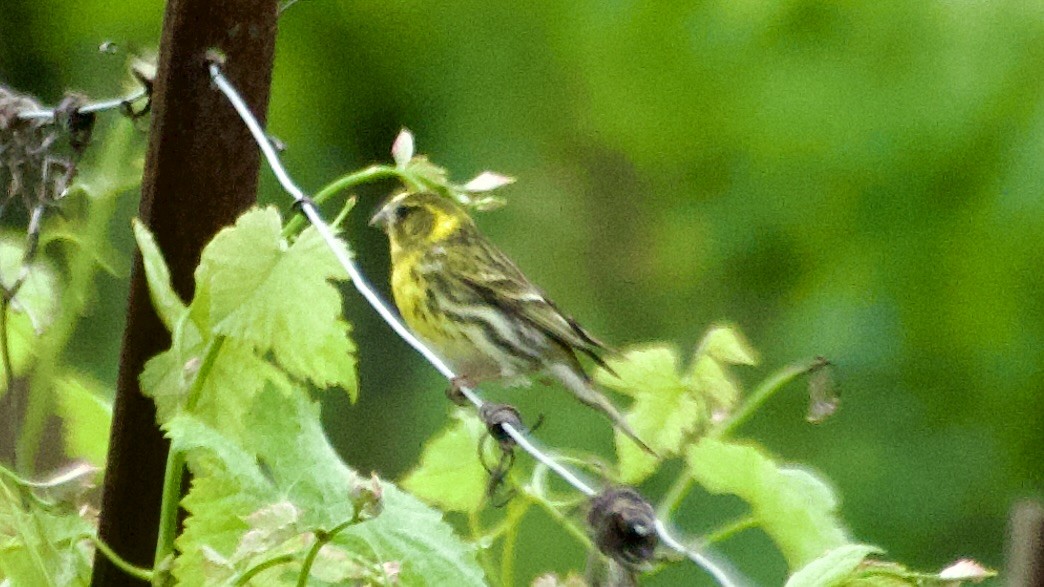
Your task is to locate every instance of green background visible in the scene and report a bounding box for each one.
[2,0,1041,584]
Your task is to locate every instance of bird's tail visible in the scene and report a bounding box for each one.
[548,363,657,457]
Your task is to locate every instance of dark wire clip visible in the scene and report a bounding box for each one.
[477,402,531,507]
[588,486,659,570]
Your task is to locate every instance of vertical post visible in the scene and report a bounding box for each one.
[1008,501,1044,587]
[91,1,278,585]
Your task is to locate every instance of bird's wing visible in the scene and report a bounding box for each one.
[450,238,615,369]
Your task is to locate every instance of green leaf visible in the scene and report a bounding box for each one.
[686,437,850,569]
[0,477,94,587]
[785,544,883,587]
[165,413,270,491]
[140,322,281,435]
[174,473,261,585]
[697,325,759,366]
[0,236,59,394]
[39,227,123,278]
[132,219,187,331]
[403,156,451,193]
[827,557,998,586]
[169,389,340,585]
[171,385,485,586]
[688,355,741,412]
[612,430,660,485]
[138,315,206,423]
[597,330,762,481]
[193,340,286,437]
[74,117,144,200]
[337,484,487,587]
[596,345,707,483]
[53,374,112,467]
[194,207,357,399]
[241,385,361,528]
[401,411,489,513]
[688,325,758,412]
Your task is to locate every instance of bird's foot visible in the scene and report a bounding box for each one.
[445,376,476,406]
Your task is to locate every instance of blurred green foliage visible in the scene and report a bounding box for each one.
[2,0,1042,584]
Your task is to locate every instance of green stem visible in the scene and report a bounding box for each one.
[469,511,500,586]
[657,470,695,520]
[234,553,296,586]
[296,518,356,587]
[0,478,55,585]
[0,464,75,510]
[481,498,532,543]
[16,119,140,474]
[282,165,400,237]
[660,359,828,517]
[713,358,822,439]
[497,499,531,587]
[89,534,155,582]
[0,297,15,410]
[14,370,51,475]
[528,490,593,550]
[152,338,226,571]
[15,186,123,473]
[499,522,520,587]
[153,449,185,574]
[328,196,357,230]
[296,539,324,587]
[701,515,758,545]
[184,338,225,411]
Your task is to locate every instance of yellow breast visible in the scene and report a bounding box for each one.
[390,251,504,379]
[391,251,450,347]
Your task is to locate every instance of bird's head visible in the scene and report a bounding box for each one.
[370,191,476,254]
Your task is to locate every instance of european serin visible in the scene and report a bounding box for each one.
[370,191,652,454]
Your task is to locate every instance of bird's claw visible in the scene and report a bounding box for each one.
[445,376,474,406]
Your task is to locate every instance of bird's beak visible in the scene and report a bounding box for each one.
[368,200,394,229]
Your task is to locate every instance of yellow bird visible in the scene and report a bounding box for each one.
[370,191,652,454]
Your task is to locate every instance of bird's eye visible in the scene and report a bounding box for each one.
[391,203,434,238]
[394,205,414,221]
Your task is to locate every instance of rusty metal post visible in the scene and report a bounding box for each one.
[1008,501,1044,587]
[91,1,277,584]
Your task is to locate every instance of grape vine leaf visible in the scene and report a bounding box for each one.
[0,236,58,394]
[0,477,94,586]
[689,324,757,414]
[75,117,144,200]
[335,484,488,586]
[136,207,356,432]
[170,385,485,586]
[132,218,186,330]
[194,207,357,399]
[686,437,850,570]
[785,543,882,587]
[697,324,759,367]
[401,410,490,513]
[137,206,480,584]
[53,374,112,466]
[786,552,997,587]
[596,326,760,483]
[597,344,707,483]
